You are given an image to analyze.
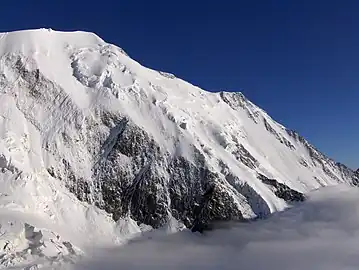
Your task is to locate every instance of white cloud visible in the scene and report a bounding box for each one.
[75,185,359,270]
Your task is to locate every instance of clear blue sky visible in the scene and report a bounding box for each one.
[1,1,357,168]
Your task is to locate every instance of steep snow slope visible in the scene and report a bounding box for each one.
[0,29,357,264]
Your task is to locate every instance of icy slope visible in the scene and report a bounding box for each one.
[0,28,356,237]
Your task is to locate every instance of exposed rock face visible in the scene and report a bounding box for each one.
[0,29,357,232]
[257,174,305,203]
[58,115,244,229]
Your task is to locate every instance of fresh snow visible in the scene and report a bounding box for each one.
[0,28,355,268]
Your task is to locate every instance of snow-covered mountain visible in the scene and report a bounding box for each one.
[0,28,357,268]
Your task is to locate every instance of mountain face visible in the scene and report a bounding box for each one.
[0,29,356,235]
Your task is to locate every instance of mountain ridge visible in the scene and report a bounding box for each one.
[0,28,356,236]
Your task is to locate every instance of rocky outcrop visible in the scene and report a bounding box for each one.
[257,174,305,203]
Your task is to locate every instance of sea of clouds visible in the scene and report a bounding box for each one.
[75,184,359,270]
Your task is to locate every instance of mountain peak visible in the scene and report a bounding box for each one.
[0,29,105,54]
[0,28,356,268]
[0,28,105,42]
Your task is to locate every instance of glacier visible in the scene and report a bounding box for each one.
[0,28,357,269]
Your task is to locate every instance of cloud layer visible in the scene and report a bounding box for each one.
[75,185,359,270]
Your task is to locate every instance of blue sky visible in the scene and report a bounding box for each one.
[1,1,357,168]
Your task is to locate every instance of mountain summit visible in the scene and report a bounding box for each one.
[0,28,357,266]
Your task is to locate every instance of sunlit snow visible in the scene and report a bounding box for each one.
[0,29,356,269]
